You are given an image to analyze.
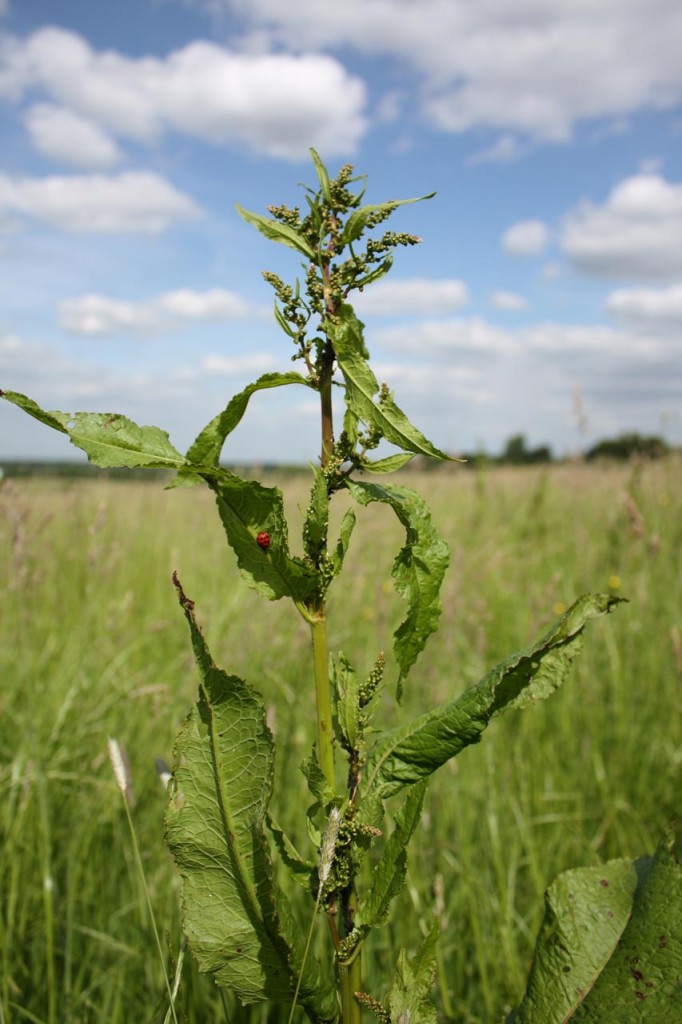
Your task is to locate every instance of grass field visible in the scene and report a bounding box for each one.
[1,458,680,1023]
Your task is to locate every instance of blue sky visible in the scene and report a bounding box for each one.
[1,0,681,463]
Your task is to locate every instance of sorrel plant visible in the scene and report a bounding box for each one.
[3,153,680,1023]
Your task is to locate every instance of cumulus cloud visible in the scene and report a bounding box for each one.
[490,290,528,311]
[606,283,682,334]
[502,219,549,255]
[0,26,367,161]
[0,170,202,233]
[354,278,469,316]
[561,173,682,279]
[199,0,682,143]
[201,352,275,375]
[25,104,124,169]
[59,288,257,336]
[375,316,514,358]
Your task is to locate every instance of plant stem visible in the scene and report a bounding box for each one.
[319,339,335,469]
[309,614,335,792]
[339,954,362,1024]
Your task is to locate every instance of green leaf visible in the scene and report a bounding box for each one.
[333,653,361,752]
[353,254,394,292]
[303,466,330,560]
[510,827,682,1022]
[386,919,440,1024]
[202,468,319,603]
[300,749,336,808]
[341,193,435,246]
[1,391,185,470]
[365,594,625,799]
[310,148,332,204]
[329,307,450,461]
[346,480,449,688]
[236,203,315,260]
[165,579,337,1020]
[186,372,311,467]
[266,814,317,891]
[329,508,356,577]
[355,780,427,935]
[361,453,415,474]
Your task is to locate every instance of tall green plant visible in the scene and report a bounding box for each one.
[3,153,679,1023]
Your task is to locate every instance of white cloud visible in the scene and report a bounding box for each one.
[606,283,682,334]
[0,26,367,161]
[0,171,202,233]
[59,288,256,336]
[467,133,522,165]
[25,104,123,169]
[202,0,682,143]
[502,219,549,255]
[375,316,514,358]
[201,352,275,375]
[490,290,528,311]
[561,173,682,279]
[354,278,469,316]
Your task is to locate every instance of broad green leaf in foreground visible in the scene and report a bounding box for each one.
[365,594,625,799]
[186,372,312,467]
[0,391,185,469]
[510,828,682,1022]
[346,480,449,688]
[165,577,337,1021]
[329,307,450,461]
[195,467,319,603]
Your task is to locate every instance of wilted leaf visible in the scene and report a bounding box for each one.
[366,594,625,799]
[346,480,449,689]
[186,372,311,468]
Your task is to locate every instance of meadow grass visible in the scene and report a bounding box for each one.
[1,458,680,1023]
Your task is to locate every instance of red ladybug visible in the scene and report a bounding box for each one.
[256,531,270,550]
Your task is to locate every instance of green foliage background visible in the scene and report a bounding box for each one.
[1,458,680,1022]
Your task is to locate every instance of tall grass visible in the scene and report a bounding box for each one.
[1,459,680,1022]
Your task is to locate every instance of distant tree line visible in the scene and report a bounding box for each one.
[0,432,674,480]
[454,431,672,469]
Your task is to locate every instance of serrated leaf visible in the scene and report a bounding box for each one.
[201,467,319,603]
[340,193,435,246]
[304,466,329,559]
[165,580,337,1020]
[1,391,185,470]
[346,480,449,688]
[355,781,427,935]
[300,749,335,807]
[386,919,440,1024]
[365,594,625,799]
[236,204,315,259]
[329,308,450,461]
[329,508,356,577]
[333,653,361,752]
[186,372,311,467]
[510,827,682,1022]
